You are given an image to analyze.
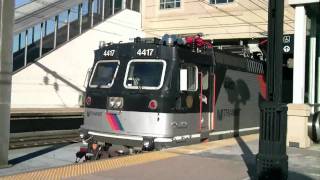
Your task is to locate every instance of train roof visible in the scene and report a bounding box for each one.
[94,38,265,75]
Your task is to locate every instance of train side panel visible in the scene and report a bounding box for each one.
[214,68,262,132]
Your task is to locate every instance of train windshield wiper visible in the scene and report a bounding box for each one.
[133,77,143,90]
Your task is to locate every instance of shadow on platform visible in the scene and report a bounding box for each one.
[9,143,69,165]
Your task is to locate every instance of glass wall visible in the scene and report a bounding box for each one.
[92,0,100,26]
[105,0,113,18]
[27,25,41,64]
[12,0,128,71]
[42,17,55,55]
[69,5,80,40]
[13,35,20,54]
[56,11,68,46]
[132,0,140,12]
[114,0,122,13]
[82,0,90,32]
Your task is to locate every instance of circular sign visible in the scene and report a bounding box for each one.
[283,45,290,53]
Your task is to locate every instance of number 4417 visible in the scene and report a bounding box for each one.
[137,49,154,56]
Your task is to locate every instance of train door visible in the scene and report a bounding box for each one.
[199,68,210,133]
[180,64,213,135]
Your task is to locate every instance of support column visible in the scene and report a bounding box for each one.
[0,0,14,167]
[287,5,311,149]
[112,0,115,15]
[24,30,28,66]
[79,4,83,34]
[44,21,47,36]
[293,6,307,104]
[18,33,21,50]
[32,27,35,43]
[317,27,320,111]
[101,0,105,20]
[89,0,94,27]
[54,15,58,49]
[67,9,70,41]
[308,16,317,113]
[39,22,43,58]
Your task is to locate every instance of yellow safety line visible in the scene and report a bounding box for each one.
[167,134,258,154]
[0,134,258,180]
[0,152,177,180]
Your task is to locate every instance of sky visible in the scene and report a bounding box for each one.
[15,0,32,8]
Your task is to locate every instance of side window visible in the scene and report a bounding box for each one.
[202,71,209,90]
[210,0,234,4]
[160,0,181,10]
[180,64,198,92]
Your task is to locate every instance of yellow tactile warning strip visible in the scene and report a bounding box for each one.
[0,134,258,180]
[0,152,177,180]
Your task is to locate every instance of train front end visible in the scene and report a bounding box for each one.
[80,42,182,151]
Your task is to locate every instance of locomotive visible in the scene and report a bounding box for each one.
[78,36,266,159]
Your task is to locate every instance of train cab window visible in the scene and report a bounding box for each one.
[124,59,167,90]
[89,60,120,88]
[180,65,198,92]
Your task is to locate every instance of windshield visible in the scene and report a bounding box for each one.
[89,60,120,88]
[124,60,166,90]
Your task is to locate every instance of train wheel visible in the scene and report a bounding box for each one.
[309,112,320,143]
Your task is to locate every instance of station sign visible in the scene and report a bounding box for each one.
[282,34,294,54]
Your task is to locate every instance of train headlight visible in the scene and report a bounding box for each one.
[115,99,122,108]
[109,98,116,108]
[108,97,123,109]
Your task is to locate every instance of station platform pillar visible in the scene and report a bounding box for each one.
[287,104,312,148]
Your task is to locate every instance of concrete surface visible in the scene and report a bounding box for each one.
[0,136,319,180]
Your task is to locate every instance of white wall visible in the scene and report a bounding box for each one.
[11,10,144,108]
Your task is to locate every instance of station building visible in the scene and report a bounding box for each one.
[9,0,320,147]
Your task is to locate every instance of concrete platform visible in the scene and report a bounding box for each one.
[1,134,320,180]
[10,108,84,117]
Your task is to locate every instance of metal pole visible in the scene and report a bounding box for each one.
[90,0,94,27]
[32,27,35,43]
[79,3,83,34]
[39,22,43,58]
[112,0,115,15]
[130,0,133,10]
[0,0,14,167]
[24,30,28,66]
[308,16,317,114]
[256,0,288,179]
[44,21,47,36]
[54,15,58,48]
[67,9,70,41]
[18,33,21,50]
[317,29,320,112]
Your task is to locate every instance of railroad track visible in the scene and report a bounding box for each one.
[9,130,81,149]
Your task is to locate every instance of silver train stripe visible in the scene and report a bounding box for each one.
[88,131,143,141]
[209,127,259,136]
[89,127,259,143]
